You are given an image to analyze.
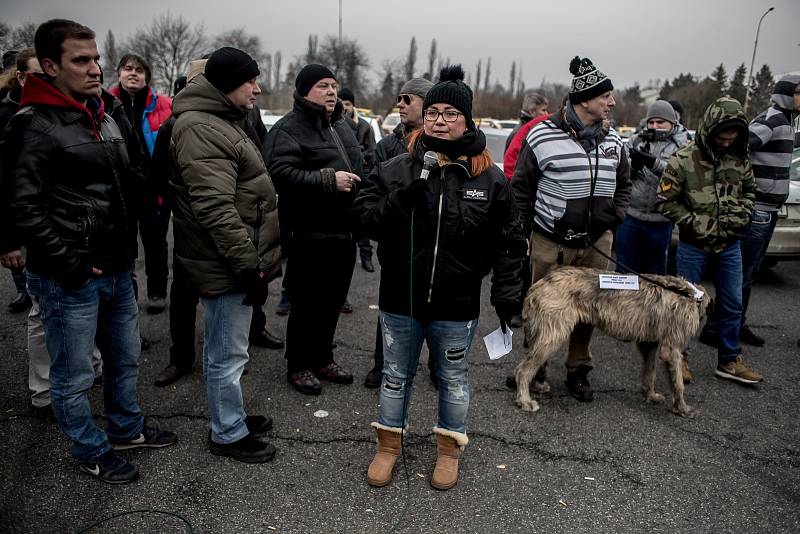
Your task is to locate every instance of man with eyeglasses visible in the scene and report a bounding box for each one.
[362,77,433,389]
[263,64,363,396]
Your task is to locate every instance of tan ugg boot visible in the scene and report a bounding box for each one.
[431,427,468,490]
[367,423,403,487]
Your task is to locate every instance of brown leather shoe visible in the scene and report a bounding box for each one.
[287,370,322,395]
[154,365,189,387]
[314,361,353,384]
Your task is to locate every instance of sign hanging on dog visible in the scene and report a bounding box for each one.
[598,274,640,291]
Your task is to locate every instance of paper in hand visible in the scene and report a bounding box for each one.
[484,326,513,360]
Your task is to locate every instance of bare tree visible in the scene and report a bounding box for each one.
[262,53,272,92]
[317,35,369,96]
[10,22,36,49]
[474,59,481,95]
[508,61,516,98]
[102,30,119,86]
[124,13,207,94]
[426,38,437,80]
[404,36,416,81]
[483,57,491,94]
[305,34,318,64]
[0,22,10,53]
[273,50,282,90]
[212,28,266,66]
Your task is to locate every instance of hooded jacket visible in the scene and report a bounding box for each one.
[0,73,138,287]
[170,74,281,297]
[262,92,363,237]
[747,74,800,210]
[626,125,690,222]
[656,97,756,253]
[355,139,525,321]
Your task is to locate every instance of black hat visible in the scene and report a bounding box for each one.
[568,56,613,104]
[339,87,355,104]
[295,64,336,97]
[423,65,474,130]
[205,47,259,94]
[2,50,19,70]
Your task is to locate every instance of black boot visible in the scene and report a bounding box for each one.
[565,365,594,402]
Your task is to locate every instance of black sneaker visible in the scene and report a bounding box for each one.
[209,433,276,463]
[739,325,765,347]
[79,451,139,484]
[363,364,382,388]
[110,423,178,450]
[698,327,721,349]
[245,415,273,435]
[565,366,594,402]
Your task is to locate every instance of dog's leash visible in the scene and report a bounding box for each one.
[582,236,703,302]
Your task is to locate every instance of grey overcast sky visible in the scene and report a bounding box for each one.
[3,0,799,89]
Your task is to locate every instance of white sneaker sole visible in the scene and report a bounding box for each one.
[714,369,762,384]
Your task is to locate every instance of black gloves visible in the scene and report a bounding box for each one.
[630,146,657,171]
[495,301,522,334]
[394,179,429,212]
[241,269,270,306]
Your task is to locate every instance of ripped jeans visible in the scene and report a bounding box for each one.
[377,311,477,433]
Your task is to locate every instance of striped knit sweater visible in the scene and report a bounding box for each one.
[511,112,631,247]
[748,74,800,211]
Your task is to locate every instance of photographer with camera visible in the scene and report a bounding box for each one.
[615,100,689,276]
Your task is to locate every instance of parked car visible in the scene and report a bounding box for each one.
[381,112,401,136]
[475,118,511,130]
[482,127,508,171]
[761,146,800,267]
[360,115,382,144]
[260,111,283,132]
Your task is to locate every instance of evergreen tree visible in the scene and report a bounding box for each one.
[729,63,747,104]
[749,64,775,116]
[711,63,727,98]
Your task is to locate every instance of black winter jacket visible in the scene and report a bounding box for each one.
[356,145,525,321]
[0,74,138,288]
[345,113,376,176]
[263,93,363,237]
[374,123,408,172]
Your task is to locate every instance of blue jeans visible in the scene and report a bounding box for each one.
[739,209,778,328]
[614,217,673,275]
[26,271,143,462]
[377,312,477,433]
[201,292,252,445]
[676,241,743,364]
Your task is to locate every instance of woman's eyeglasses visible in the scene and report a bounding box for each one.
[423,109,462,122]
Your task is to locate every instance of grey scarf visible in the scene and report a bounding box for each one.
[564,102,604,152]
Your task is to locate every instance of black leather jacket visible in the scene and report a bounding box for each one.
[0,74,138,288]
[263,92,363,238]
[355,144,525,321]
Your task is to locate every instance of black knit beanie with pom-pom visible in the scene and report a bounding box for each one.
[423,65,475,130]
[568,56,613,104]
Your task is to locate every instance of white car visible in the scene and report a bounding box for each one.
[260,111,283,132]
[763,146,800,266]
[381,112,401,136]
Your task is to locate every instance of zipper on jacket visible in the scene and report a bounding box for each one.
[84,207,95,248]
[253,200,264,252]
[427,166,447,303]
[329,126,354,173]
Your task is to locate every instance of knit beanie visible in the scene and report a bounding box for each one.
[205,47,259,94]
[423,65,474,129]
[339,87,355,104]
[400,77,434,98]
[295,63,336,97]
[569,56,614,104]
[771,74,800,111]
[645,100,678,125]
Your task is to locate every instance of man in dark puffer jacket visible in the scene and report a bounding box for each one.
[263,63,363,396]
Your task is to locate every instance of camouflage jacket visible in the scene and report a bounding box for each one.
[656,97,756,253]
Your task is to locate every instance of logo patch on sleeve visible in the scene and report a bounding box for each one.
[659,181,672,193]
[463,188,488,201]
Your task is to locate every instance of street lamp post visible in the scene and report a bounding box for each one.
[743,6,774,113]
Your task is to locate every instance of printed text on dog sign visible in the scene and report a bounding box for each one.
[598,274,640,291]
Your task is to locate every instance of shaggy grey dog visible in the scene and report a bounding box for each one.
[515,266,709,417]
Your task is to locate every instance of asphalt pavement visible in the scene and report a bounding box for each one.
[1,247,799,533]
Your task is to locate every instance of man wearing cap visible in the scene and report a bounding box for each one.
[171,46,281,462]
[109,53,172,315]
[263,64,363,396]
[512,56,630,402]
[362,76,433,389]
[615,100,689,276]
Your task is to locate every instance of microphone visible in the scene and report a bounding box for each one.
[420,151,438,180]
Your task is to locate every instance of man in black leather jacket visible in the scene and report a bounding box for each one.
[0,19,176,484]
[263,63,363,396]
